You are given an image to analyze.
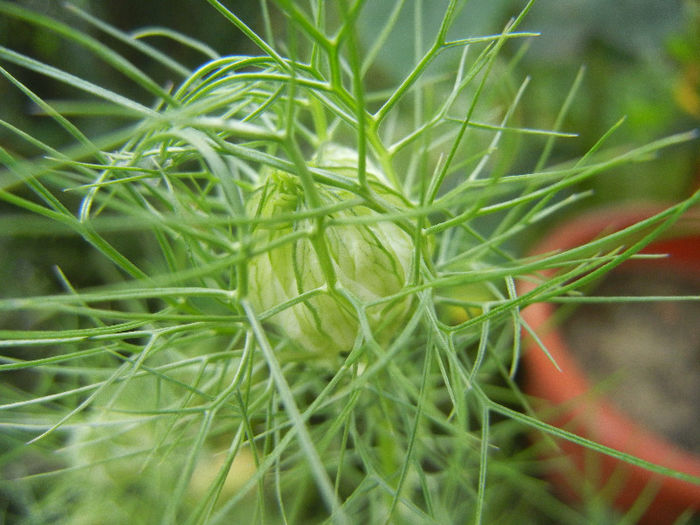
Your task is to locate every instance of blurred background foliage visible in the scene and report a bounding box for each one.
[1,0,698,197]
[517,0,700,204]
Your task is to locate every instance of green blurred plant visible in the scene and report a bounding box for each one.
[670,0,700,121]
[0,1,698,524]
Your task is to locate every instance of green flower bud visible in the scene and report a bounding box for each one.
[246,145,414,356]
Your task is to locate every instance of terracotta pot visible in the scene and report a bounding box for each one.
[519,205,700,523]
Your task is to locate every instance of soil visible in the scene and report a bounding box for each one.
[562,269,700,455]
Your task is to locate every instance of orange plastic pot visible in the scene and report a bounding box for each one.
[519,205,700,523]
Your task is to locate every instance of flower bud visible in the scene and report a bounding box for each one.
[246,145,414,355]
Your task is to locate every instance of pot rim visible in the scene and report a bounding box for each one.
[518,203,700,517]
